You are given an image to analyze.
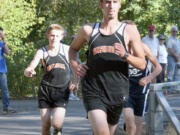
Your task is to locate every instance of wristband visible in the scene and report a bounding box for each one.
[122,52,129,60]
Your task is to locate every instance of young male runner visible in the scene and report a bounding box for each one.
[123,43,162,135]
[69,0,146,135]
[24,24,78,135]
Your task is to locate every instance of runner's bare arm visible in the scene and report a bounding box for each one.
[139,44,162,86]
[24,49,43,77]
[124,24,146,70]
[69,69,79,91]
[69,24,93,77]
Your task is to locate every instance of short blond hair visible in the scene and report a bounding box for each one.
[46,24,64,35]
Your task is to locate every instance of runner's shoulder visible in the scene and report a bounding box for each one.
[80,23,96,36]
[122,20,139,35]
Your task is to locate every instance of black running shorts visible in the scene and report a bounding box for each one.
[83,96,123,125]
[38,83,70,108]
[123,83,150,116]
[123,94,149,116]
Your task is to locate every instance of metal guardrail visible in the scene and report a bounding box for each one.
[146,81,180,135]
[156,92,180,134]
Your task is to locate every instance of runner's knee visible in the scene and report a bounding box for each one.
[52,122,63,129]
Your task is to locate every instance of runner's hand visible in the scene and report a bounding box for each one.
[74,64,89,78]
[114,43,126,58]
[24,68,36,77]
[139,77,150,86]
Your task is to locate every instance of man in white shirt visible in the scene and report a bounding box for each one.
[142,25,159,82]
[166,25,180,82]
[142,25,159,58]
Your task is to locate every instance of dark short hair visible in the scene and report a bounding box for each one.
[0,27,3,31]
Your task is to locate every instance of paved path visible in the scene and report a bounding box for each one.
[0,93,180,135]
[0,100,92,135]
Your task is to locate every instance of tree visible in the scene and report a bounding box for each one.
[0,0,39,97]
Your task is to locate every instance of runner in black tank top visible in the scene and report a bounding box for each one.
[82,22,129,105]
[24,24,78,135]
[38,43,71,108]
[41,45,70,89]
[80,22,129,125]
[69,1,146,134]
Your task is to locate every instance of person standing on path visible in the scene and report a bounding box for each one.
[166,25,180,82]
[0,26,16,114]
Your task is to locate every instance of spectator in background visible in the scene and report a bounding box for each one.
[69,35,80,101]
[166,25,180,82]
[142,25,159,82]
[69,69,80,101]
[61,32,80,101]
[0,26,16,114]
[157,34,168,83]
[142,25,159,58]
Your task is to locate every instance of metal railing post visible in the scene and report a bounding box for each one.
[146,84,163,135]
